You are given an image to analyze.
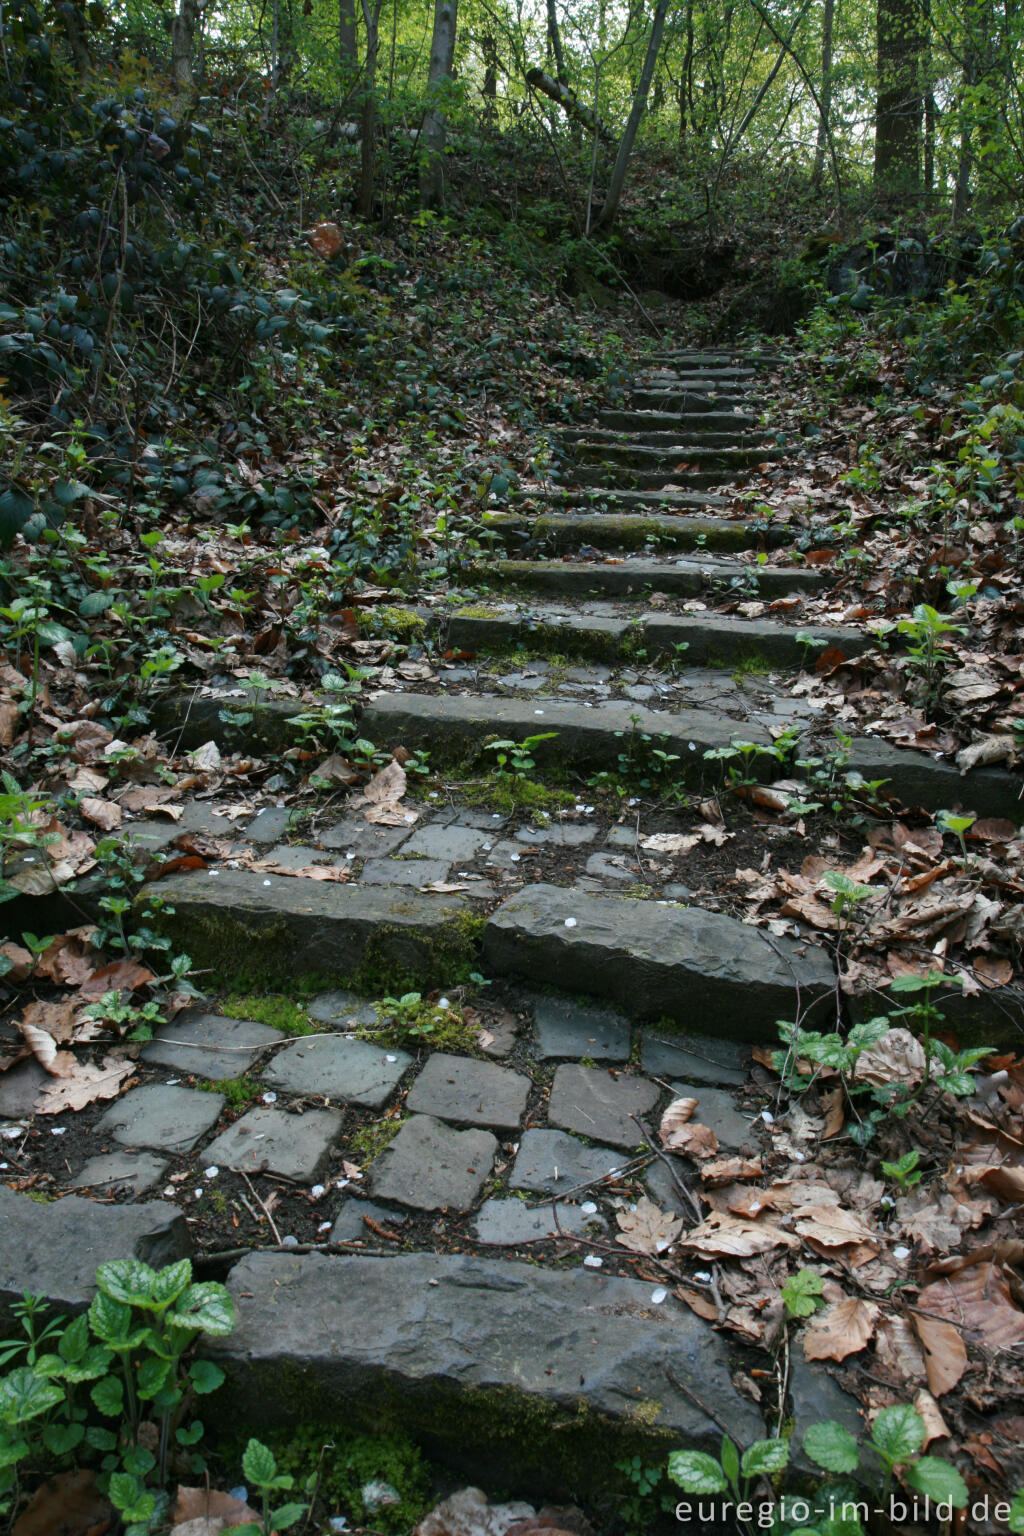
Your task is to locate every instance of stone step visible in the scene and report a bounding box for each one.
[564,441,784,470]
[640,368,757,386]
[359,690,779,774]
[483,883,836,1038]
[597,408,760,433]
[631,388,749,411]
[445,605,864,669]
[632,393,752,417]
[481,509,775,553]
[137,868,476,987]
[566,463,759,491]
[646,350,776,367]
[560,425,770,449]
[526,484,729,511]
[208,1251,764,1488]
[464,555,830,598]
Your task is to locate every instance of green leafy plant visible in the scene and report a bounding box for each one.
[781,1267,825,1319]
[880,1148,923,1189]
[484,731,558,780]
[231,1438,309,1535]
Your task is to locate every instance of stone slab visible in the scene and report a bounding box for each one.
[405,1054,530,1132]
[584,852,636,884]
[369,1115,497,1211]
[136,870,472,988]
[473,557,828,599]
[510,1129,629,1196]
[264,1036,412,1108]
[484,884,835,1039]
[0,1060,48,1118]
[308,990,379,1028]
[319,817,415,856]
[640,1029,747,1087]
[142,1014,282,1081]
[401,824,491,861]
[360,695,774,776]
[71,1151,169,1196]
[202,1106,343,1181]
[331,1199,406,1242]
[531,995,632,1062]
[846,737,1023,819]
[97,1084,225,1154]
[246,807,294,844]
[548,1065,659,1150]
[669,1082,755,1151]
[644,1158,695,1219]
[0,1186,189,1326]
[472,1199,603,1245]
[516,825,598,847]
[359,858,451,887]
[263,843,340,870]
[208,1252,764,1486]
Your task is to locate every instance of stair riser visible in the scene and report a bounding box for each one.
[561,428,769,449]
[464,559,830,598]
[598,410,760,433]
[569,465,756,490]
[481,511,778,552]
[631,390,749,411]
[565,444,781,469]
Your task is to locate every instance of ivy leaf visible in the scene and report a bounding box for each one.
[871,1404,925,1463]
[666,1450,728,1494]
[905,1457,968,1507]
[803,1421,859,1474]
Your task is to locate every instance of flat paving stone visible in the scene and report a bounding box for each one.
[484,884,835,1038]
[142,1014,282,1081]
[319,817,415,856]
[331,1198,406,1242]
[644,1158,694,1219]
[97,1085,224,1154]
[71,1151,169,1196]
[358,858,451,887]
[516,825,598,847]
[0,1187,189,1326]
[0,1060,48,1118]
[246,807,293,844]
[308,990,378,1028]
[202,1106,343,1181]
[212,1252,764,1478]
[640,1029,747,1087]
[584,851,635,883]
[510,1129,628,1195]
[401,824,491,861]
[669,1082,757,1150]
[369,1114,497,1211]
[547,1065,659,1149]
[264,1036,412,1108]
[405,1053,530,1132]
[472,1198,603,1245]
[531,995,632,1062]
[263,843,341,870]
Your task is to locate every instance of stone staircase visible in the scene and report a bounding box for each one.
[4,349,1021,1512]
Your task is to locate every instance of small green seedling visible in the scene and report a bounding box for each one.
[881,1148,922,1189]
[781,1268,825,1319]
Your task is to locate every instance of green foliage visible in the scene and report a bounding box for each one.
[267,1424,432,1533]
[366,990,479,1052]
[229,1439,309,1535]
[781,1268,825,1319]
[0,1259,233,1525]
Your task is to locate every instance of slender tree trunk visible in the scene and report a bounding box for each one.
[812,0,835,187]
[678,0,693,142]
[358,0,381,217]
[874,0,924,193]
[546,0,567,82]
[420,0,459,209]
[171,0,198,91]
[596,0,671,228]
[526,67,617,143]
[481,31,498,120]
[339,0,356,77]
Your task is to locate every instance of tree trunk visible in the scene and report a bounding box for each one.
[546,0,567,82]
[811,0,835,187]
[420,0,459,209]
[596,0,671,228]
[357,0,381,218]
[171,0,198,91]
[526,67,617,144]
[339,0,356,75]
[874,0,924,193]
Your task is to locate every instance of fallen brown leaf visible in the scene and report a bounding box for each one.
[679,1210,798,1258]
[34,1055,135,1114]
[909,1311,968,1396]
[615,1196,683,1255]
[803,1297,879,1361]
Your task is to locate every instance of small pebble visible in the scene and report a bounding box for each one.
[385,1054,397,1063]
[581,1201,597,1215]
[51,1127,66,1136]
[262,1091,277,1104]
[262,879,272,887]
[694,1270,712,1283]
[893,1245,911,1260]
[651,1287,668,1304]
[564,917,577,928]
[761,1110,775,1124]
[310,1184,326,1199]
[282,1235,299,1247]
[163,1186,176,1198]
[582,1254,603,1268]
[204,1166,219,1179]
[318,1221,332,1233]
[194,1189,203,1199]
[438,997,450,1009]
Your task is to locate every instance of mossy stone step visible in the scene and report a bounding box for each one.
[465,555,829,597]
[206,1251,764,1490]
[597,408,760,433]
[445,606,863,668]
[641,369,757,387]
[631,388,749,411]
[565,463,762,491]
[526,484,728,511]
[482,883,835,1038]
[137,868,476,988]
[482,509,774,553]
[561,425,769,448]
[565,441,784,469]
[358,690,776,773]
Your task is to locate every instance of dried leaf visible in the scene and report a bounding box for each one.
[803,1297,879,1361]
[12,1468,110,1536]
[679,1210,798,1258]
[615,1196,683,1256]
[16,1022,74,1077]
[909,1312,967,1397]
[34,1055,135,1114]
[79,796,122,832]
[172,1484,259,1526]
[794,1204,879,1251]
[918,1261,1024,1351]
[660,1097,697,1137]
